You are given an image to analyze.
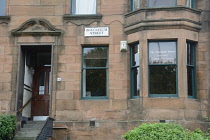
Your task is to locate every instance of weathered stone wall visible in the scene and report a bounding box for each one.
[0,0,209,139]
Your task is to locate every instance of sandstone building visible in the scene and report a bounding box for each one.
[0,0,209,139]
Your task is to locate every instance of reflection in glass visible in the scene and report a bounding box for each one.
[149,41,176,64]
[39,72,45,95]
[82,47,108,98]
[187,42,196,97]
[131,44,140,97]
[131,0,140,11]
[132,67,140,96]
[84,47,108,67]
[150,65,176,94]
[84,59,107,67]
[131,44,140,66]
[148,0,176,7]
[187,43,194,65]
[187,67,193,96]
[84,47,107,59]
[186,0,195,8]
[85,69,106,97]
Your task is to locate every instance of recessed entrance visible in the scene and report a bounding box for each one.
[16,45,52,121]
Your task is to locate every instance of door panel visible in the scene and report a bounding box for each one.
[32,67,51,118]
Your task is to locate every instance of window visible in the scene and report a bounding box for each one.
[148,0,176,7]
[186,0,196,8]
[82,47,108,99]
[130,43,140,98]
[0,0,6,16]
[131,0,140,11]
[187,42,196,98]
[71,0,96,15]
[149,41,177,97]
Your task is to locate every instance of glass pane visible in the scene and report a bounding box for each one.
[150,65,176,94]
[187,43,194,65]
[0,0,6,16]
[84,47,107,59]
[149,41,176,64]
[132,0,140,11]
[72,0,96,15]
[186,0,195,8]
[84,69,106,97]
[84,59,107,67]
[84,47,108,67]
[38,72,45,95]
[187,66,193,96]
[148,0,176,7]
[131,44,140,66]
[132,67,140,96]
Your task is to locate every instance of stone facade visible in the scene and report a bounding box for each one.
[0,0,209,139]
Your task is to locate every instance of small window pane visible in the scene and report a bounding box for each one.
[187,42,196,97]
[84,47,107,59]
[84,47,108,67]
[131,0,140,11]
[71,0,96,15]
[0,0,6,16]
[84,59,107,67]
[186,0,195,8]
[85,69,106,97]
[131,44,140,66]
[148,0,176,7]
[149,42,176,64]
[187,66,193,96]
[150,65,176,94]
[132,67,140,96]
[187,43,194,65]
[38,72,46,95]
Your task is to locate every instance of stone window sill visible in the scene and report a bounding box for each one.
[0,16,10,24]
[63,14,102,25]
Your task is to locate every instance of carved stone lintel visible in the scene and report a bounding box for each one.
[0,16,10,24]
[11,18,64,36]
[63,14,102,25]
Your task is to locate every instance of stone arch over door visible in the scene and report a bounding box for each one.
[11,18,64,121]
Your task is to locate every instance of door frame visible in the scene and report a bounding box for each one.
[15,44,54,120]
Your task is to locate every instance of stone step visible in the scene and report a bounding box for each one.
[23,123,45,128]
[20,128,41,132]
[15,131,39,137]
[13,120,46,140]
[26,121,46,124]
[13,136,36,140]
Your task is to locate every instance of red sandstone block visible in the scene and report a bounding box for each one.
[10,6,55,16]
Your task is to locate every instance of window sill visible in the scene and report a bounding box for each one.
[63,14,102,25]
[81,96,108,100]
[0,16,10,24]
[149,94,178,98]
[130,96,140,99]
